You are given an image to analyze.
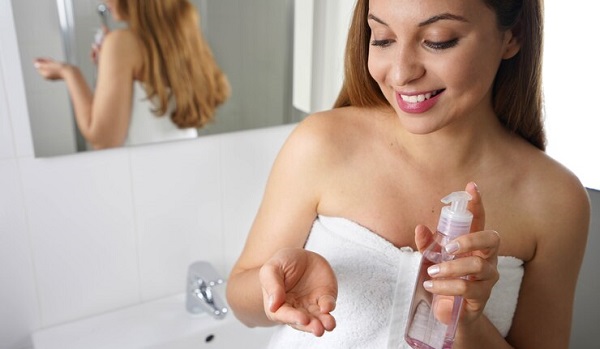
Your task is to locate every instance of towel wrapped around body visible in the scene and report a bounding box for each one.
[267,215,524,349]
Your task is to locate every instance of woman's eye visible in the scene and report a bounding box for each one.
[424,38,459,50]
[371,39,394,48]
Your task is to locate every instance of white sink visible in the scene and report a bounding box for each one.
[32,293,275,349]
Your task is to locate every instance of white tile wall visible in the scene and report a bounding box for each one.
[219,127,290,272]
[2,123,294,348]
[129,138,223,301]
[0,158,40,349]
[19,151,139,327]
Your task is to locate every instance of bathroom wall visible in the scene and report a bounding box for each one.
[1,1,598,349]
[571,189,600,348]
[1,1,293,348]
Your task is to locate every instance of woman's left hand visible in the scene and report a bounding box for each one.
[414,182,500,326]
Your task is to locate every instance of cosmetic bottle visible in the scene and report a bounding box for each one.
[405,191,473,349]
[94,28,105,46]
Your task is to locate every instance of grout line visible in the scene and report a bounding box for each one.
[127,148,144,302]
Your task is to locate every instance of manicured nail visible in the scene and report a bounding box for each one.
[423,280,433,289]
[445,241,460,254]
[427,265,440,276]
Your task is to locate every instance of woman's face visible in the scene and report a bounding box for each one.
[367,0,519,135]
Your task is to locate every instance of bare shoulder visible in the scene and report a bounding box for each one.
[267,106,379,200]
[102,28,140,49]
[284,106,377,162]
[502,144,590,347]
[99,29,143,74]
[525,149,589,221]
[516,145,590,250]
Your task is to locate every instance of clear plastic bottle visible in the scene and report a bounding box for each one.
[405,191,473,349]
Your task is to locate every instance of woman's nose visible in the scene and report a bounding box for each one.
[389,46,425,86]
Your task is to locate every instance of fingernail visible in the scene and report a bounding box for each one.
[423,280,433,289]
[445,241,460,254]
[268,294,273,309]
[427,265,440,276]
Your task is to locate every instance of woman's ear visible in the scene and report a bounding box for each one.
[502,24,522,60]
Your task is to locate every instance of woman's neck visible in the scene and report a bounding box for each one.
[391,109,509,175]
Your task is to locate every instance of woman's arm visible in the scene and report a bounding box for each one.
[416,174,589,349]
[444,169,590,348]
[226,115,338,336]
[505,174,590,348]
[79,29,139,148]
[35,29,140,149]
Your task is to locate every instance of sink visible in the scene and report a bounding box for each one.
[32,292,275,349]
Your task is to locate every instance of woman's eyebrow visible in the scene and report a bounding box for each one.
[418,13,468,27]
[367,13,388,26]
[367,12,468,27]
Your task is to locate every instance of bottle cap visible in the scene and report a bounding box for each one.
[437,191,473,238]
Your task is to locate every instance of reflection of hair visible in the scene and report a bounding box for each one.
[334,0,545,151]
[117,0,230,129]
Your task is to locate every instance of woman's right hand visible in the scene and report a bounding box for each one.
[259,248,338,337]
[33,58,68,81]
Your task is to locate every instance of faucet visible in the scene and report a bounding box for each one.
[186,261,228,319]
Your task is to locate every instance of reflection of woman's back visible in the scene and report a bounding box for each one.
[34,0,230,150]
[126,82,197,146]
[122,0,229,146]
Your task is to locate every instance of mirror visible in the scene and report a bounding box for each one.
[12,0,303,157]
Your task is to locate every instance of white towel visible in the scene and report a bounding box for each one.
[267,215,524,349]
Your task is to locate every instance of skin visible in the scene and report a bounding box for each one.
[34,0,143,149]
[227,0,590,348]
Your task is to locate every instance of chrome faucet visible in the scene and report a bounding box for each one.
[186,261,228,319]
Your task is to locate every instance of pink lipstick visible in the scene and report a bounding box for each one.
[396,89,444,114]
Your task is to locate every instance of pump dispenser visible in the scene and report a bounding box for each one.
[405,191,473,349]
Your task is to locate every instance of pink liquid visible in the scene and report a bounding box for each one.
[405,232,463,349]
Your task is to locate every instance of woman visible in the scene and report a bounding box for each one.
[34,0,230,149]
[226,0,590,348]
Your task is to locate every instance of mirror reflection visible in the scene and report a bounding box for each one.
[13,0,299,157]
[34,0,231,150]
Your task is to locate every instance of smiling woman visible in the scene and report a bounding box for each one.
[226,1,591,348]
[12,0,297,157]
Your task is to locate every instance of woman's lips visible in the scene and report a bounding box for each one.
[396,89,444,114]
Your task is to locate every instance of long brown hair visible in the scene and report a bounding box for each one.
[334,0,545,150]
[116,0,230,129]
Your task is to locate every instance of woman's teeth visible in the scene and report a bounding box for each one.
[400,90,441,103]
